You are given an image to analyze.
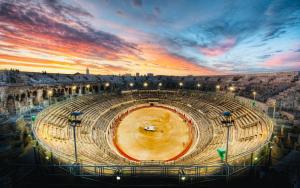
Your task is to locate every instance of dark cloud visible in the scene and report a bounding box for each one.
[155,1,300,69]
[160,20,247,54]
[257,54,271,59]
[131,0,142,7]
[160,37,197,50]
[43,0,92,17]
[154,7,160,15]
[192,20,260,48]
[261,1,300,41]
[159,0,300,58]
[116,10,125,16]
[262,25,286,42]
[249,43,266,48]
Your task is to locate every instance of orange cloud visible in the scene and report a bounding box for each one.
[129,44,218,75]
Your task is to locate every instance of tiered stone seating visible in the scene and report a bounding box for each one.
[33,90,273,167]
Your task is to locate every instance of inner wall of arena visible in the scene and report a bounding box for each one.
[32,90,273,176]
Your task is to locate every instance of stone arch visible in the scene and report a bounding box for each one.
[94,85,99,93]
[32,90,38,105]
[27,90,31,98]
[42,89,47,99]
[20,93,26,102]
[53,89,57,97]
[15,94,20,101]
[82,86,86,94]
[59,88,64,96]
[32,90,37,97]
[6,95,16,114]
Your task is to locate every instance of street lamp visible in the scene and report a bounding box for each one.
[221,111,234,164]
[252,91,257,101]
[115,168,122,182]
[272,101,276,119]
[179,168,186,182]
[228,86,235,92]
[129,82,134,88]
[197,83,201,89]
[48,90,53,105]
[143,82,148,88]
[158,82,162,87]
[228,86,235,98]
[71,86,77,96]
[268,136,275,167]
[86,84,90,93]
[216,85,220,91]
[68,111,83,164]
[104,82,110,92]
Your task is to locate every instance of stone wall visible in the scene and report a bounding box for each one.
[0,83,102,115]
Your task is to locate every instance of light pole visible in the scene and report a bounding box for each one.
[129,82,134,90]
[104,82,110,92]
[221,111,234,164]
[228,86,235,98]
[252,91,257,101]
[48,90,53,106]
[268,142,273,167]
[272,101,276,119]
[143,82,148,89]
[179,168,186,183]
[196,83,201,90]
[72,85,77,96]
[178,82,183,93]
[228,86,235,92]
[179,82,183,88]
[86,84,90,94]
[158,82,162,90]
[68,111,83,164]
[216,85,220,92]
[220,111,234,182]
[268,135,276,167]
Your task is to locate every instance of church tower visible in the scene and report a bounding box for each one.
[86,67,90,75]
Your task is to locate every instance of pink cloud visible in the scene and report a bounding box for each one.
[264,52,300,68]
[199,37,236,57]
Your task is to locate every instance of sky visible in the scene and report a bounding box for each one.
[0,0,300,76]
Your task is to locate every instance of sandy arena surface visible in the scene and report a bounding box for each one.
[114,106,193,161]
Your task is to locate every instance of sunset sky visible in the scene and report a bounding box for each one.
[0,0,300,75]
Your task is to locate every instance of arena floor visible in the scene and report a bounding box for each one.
[113,106,193,161]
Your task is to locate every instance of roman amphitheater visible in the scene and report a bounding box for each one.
[32,90,273,175]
